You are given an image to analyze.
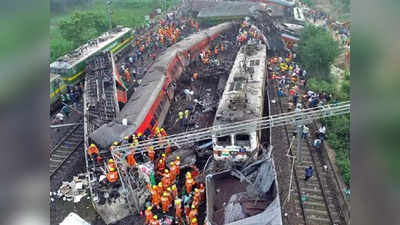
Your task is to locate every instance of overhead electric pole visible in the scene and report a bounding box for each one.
[106,0,112,31]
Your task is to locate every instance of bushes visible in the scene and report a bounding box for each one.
[311,69,350,186]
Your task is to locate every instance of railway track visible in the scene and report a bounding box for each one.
[272,80,344,225]
[49,122,84,176]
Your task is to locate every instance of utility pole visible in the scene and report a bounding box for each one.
[106,0,112,31]
[296,124,303,162]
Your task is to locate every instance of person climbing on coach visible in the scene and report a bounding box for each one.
[88,143,101,163]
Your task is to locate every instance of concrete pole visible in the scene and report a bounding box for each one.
[296,124,303,162]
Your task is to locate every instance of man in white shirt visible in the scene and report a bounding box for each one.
[318,125,326,139]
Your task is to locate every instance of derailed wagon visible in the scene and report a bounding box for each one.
[205,156,282,225]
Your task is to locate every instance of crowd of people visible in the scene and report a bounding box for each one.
[115,15,200,87]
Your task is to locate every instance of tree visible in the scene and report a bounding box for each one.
[297,24,341,79]
[59,11,107,48]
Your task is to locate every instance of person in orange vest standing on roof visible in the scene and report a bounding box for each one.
[88,143,102,163]
[157,182,163,197]
[161,192,171,213]
[157,157,166,175]
[107,159,116,171]
[185,172,195,194]
[199,183,206,202]
[174,156,181,175]
[189,204,198,224]
[192,188,200,208]
[150,215,160,225]
[169,162,178,184]
[147,146,155,161]
[162,169,171,190]
[145,206,153,225]
[190,218,198,225]
[126,144,136,167]
[171,184,178,199]
[150,185,160,209]
[175,198,183,224]
[106,167,119,183]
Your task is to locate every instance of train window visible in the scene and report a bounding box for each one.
[250,60,260,66]
[235,134,250,146]
[217,135,231,146]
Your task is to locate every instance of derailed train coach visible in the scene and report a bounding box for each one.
[205,157,282,225]
[90,22,236,149]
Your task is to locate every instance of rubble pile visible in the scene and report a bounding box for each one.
[51,173,90,203]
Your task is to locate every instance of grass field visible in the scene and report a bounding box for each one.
[50,0,169,62]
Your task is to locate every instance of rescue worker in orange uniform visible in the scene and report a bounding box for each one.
[169,162,177,183]
[150,215,160,225]
[175,156,181,169]
[192,188,200,208]
[162,169,171,190]
[161,192,171,213]
[171,184,178,199]
[185,172,195,194]
[145,206,153,225]
[175,198,183,224]
[166,187,173,202]
[150,185,160,209]
[221,43,224,52]
[106,167,119,183]
[88,143,102,163]
[157,158,166,174]
[147,146,155,161]
[157,182,163,197]
[126,144,136,167]
[107,159,116,171]
[160,128,167,137]
[189,204,198,224]
[165,144,172,156]
[190,218,198,225]
[199,183,206,202]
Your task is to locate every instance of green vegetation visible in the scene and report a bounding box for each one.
[307,70,350,186]
[50,0,176,62]
[297,24,341,79]
[300,0,313,7]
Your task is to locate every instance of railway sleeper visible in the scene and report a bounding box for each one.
[304,207,329,217]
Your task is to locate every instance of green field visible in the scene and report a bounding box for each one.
[50,0,171,62]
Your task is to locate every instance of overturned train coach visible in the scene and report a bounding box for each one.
[90,22,236,148]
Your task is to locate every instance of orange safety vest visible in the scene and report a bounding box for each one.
[189,209,198,223]
[175,202,182,219]
[162,174,171,189]
[147,147,155,161]
[127,153,136,167]
[88,145,99,157]
[161,195,170,212]
[106,171,118,183]
[157,159,166,173]
[151,189,160,207]
[185,178,195,193]
[150,220,160,225]
[145,209,153,224]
